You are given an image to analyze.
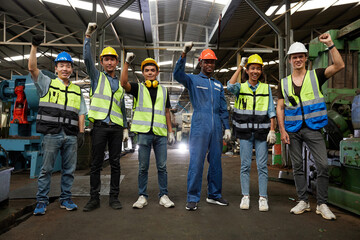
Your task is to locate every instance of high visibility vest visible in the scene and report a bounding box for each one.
[88,72,124,126]
[281,70,328,132]
[131,83,167,136]
[36,78,81,136]
[233,81,270,140]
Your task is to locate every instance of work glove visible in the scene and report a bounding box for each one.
[223,129,231,141]
[267,130,276,145]
[182,42,194,54]
[86,22,97,36]
[126,52,135,64]
[123,129,129,142]
[32,35,44,46]
[168,132,175,145]
[77,132,85,149]
[240,57,248,68]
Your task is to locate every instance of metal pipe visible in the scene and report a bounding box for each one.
[98,0,136,31]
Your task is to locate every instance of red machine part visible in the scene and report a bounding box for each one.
[11,85,29,124]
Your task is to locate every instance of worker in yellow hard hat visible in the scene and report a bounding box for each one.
[277,33,344,220]
[173,43,231,211]
[121,55,175,209]
[227,54,276,212]
[83,22,128,212]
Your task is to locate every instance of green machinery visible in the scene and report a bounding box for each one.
[307,19,360,215]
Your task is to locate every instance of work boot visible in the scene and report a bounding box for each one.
[109,197,122,210]
[83,198,100,212]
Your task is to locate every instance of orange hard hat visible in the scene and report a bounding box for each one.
[198,49,217,61]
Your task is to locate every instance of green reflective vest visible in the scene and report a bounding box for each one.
[37,78,81,136]
[88,72,124,126]
[233,81,270,140]
[131,83,168,136]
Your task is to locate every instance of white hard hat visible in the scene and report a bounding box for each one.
[287,42,308,55]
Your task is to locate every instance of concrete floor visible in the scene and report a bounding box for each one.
[1,148,360,240]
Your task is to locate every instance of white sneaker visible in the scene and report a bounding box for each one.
[159,195,175,208]
[240,196,250,210]
[290,200,311,214]
[132,195,148,209]
[259,197,269,212]
[316,204,336,220]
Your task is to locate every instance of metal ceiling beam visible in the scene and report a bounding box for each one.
[209,0,243,44]
[66,0,87,27]
[7,22,42,42]
[139,0,152,43]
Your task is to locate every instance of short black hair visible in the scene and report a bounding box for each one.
[142,63,158,71]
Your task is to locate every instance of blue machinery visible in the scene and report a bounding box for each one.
[0,73,61,178]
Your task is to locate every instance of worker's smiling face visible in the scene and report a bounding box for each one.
[55,62,73,80]
[142,65,159,81]
[101,55,119,73]
[289,53,307,70]
[200,59,216,76]
[246,63,262,82]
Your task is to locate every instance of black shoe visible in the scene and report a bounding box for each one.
[206,197,229,206]
[185,202,198,211]
[109,199,122,210]
[83,198,100,212]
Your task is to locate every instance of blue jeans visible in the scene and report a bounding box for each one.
[137,133,168,198]
[36,130,77,204]
[239,133,268,197]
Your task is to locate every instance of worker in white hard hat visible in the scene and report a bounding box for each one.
[276,33,345,220]
[227,54,276,212]
[121,56,175,209]
[83,23,128,212]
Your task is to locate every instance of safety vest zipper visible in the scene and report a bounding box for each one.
[252,92,256,130]
[63,86,68,123]
[107,92,115,118]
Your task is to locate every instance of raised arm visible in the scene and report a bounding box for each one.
[120,52,135,93]
[318,33,345,78]
[173,42,194,88]
[28,35,44,81]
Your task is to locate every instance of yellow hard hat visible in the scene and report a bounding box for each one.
[245,54,263,68]
[141,58,159,71]
[100,46,118,60]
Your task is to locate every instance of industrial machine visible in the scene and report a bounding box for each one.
[0,73,61,178]
[304,20,360,215]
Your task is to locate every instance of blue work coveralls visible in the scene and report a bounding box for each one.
[173,56,230,202]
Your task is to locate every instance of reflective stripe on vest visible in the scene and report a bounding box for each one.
[88,72,124,126]
[233,81,270,131]
[281,70,328,132]
[37,78,81,135]
[131,84,167,136]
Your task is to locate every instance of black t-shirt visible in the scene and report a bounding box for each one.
[277,68,327,99]
[129,82,171,108]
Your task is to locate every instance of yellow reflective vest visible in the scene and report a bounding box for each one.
[131,83,168,136]
[88,72,124,126]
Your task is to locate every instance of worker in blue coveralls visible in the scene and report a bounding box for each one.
[29,35,87,215]
[173,42,231,211]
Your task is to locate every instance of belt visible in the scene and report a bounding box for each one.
[94,121,122,128]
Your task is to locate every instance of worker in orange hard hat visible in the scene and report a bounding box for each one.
[173,43,231,211]
[83,22,128,212]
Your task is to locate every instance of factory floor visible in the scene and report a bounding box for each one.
[1,147,360,240]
